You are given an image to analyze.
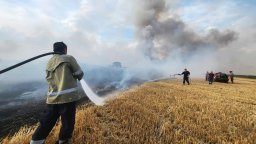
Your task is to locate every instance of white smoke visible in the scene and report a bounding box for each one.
[0,0,255,77]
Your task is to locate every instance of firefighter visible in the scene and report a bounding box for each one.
[205,71,209,81]
[208,71,214,84]
[180,68,190,85]
[229,71,234,83]
[30,42,84,144]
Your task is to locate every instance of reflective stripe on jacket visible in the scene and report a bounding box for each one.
[46,54,83,104]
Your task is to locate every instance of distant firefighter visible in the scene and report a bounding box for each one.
[208,71,214,84]
[229,71,234,83]
[205,71,209,81]
[180,68,190,85]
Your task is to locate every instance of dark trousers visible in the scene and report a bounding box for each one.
[209,78,213,84]
[183,77,190,85]
[230,77,234,83]
[32,102,76,141]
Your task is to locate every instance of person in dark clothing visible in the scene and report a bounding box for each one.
[180,68,190,85]
[208,71,214,84]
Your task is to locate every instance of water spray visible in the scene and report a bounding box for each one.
[0,52,105,106]
[80,79,105,106]
[170,74,180,79]
[169,74,192,84]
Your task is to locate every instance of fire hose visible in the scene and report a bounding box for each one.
[0,52,61,74]
[170,74,192,84]
[0,52,105,106]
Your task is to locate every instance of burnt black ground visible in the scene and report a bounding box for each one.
[0,97,90,140]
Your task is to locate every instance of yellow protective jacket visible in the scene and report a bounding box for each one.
[46,54,84,104]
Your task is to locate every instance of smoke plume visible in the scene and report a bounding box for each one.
[135,0,238,61]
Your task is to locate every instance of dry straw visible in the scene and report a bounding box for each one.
[1,78,256,143]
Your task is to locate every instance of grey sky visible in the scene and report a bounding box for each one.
[0,0,255,77]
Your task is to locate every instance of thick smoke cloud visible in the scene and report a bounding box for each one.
[135,0,238,61]
[206,29,238,47]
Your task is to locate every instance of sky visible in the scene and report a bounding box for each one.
[0,0,255,82]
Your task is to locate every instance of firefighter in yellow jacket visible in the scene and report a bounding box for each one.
[30,42,84,144]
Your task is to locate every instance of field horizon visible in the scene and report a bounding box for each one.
[1,78,256,144]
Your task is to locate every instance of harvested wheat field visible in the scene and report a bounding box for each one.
[2,78,256,144]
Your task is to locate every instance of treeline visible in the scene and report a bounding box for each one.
[235,75,256,79]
